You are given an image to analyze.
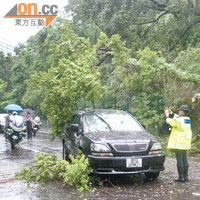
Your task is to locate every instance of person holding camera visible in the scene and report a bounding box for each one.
[165,105,192,182]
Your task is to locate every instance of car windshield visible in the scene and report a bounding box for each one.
[85,112,143,133]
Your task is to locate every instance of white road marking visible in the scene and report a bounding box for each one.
[193,193,200,196]
[20,146,47,154]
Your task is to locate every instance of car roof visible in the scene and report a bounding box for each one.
[0,114,7,123]
[75,109,128,115]
[0,113,7,117]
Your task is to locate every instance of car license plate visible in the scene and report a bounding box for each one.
[126,158,142,168]
[12,135,18,139]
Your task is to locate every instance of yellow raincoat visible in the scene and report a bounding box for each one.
[166,115,192,150]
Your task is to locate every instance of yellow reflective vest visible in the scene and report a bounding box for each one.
[166,115,192,150]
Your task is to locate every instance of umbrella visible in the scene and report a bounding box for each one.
[4,104,23,111]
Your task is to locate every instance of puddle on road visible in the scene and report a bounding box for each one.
[0,181,39,200]
[0,134,82,200]
[1,146,35,161]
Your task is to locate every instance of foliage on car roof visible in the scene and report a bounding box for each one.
[75,109,127,115]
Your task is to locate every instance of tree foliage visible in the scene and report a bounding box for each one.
[15,152,93,191]
[1,0,200,139]
[24,23,102,138]
[66,0,200,56]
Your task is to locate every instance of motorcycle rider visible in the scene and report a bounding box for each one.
[8,111,26,149]
[10,111,18,121]
[25,112,33,139]
[10,111,24,125]
[165,105,192,182]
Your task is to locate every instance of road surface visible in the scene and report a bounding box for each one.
[0,131,200,200]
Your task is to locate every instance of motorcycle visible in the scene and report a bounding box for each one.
[32,116,41,136]
[7,115,27,149]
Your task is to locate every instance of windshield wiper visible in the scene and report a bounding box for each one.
[95,114,112,131]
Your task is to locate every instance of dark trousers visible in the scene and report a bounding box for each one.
[27,128,32,139]
[174,149,188,168]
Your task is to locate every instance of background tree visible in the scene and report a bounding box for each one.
[1,0,200,142]
[66,0,200,57]
[24,23,102,138]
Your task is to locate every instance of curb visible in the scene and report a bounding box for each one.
[38,130,49,134]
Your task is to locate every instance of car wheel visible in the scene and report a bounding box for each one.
[145,172,160,180]
[62,142,71,162]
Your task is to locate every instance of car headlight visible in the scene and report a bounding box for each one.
[151,142,162,150]
[149,142,162,155]
[91,143,111,152]
[90,143,113,157]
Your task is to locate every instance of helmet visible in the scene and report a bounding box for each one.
[12,111,17,115]
[177,105,189,112]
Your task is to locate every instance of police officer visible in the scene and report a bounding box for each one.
[165,105,192,182]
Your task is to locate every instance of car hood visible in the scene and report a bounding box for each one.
[85,131,156,142]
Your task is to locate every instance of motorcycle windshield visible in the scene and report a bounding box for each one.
[34,116,41,125]
[12,116,24,128]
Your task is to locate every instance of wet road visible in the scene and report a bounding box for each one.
[0,131,64,200]
[1,131,200,200]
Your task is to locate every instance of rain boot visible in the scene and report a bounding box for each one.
[184,166,189,182]
[175,166,185,182]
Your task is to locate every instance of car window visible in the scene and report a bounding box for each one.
[70,115,82,130]
[70,115,80,125]
[85,112,143,133]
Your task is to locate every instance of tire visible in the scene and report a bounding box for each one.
[33,129,36,136]
[5,131,8,141]
[145,172,160,180]
[11,140,15,150]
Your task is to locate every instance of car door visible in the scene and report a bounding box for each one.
[64,115,82,156]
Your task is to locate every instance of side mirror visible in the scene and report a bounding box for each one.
[70,124,79,132]
[64,124,69,131]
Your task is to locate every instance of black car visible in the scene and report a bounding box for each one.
[62,109,165,178]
